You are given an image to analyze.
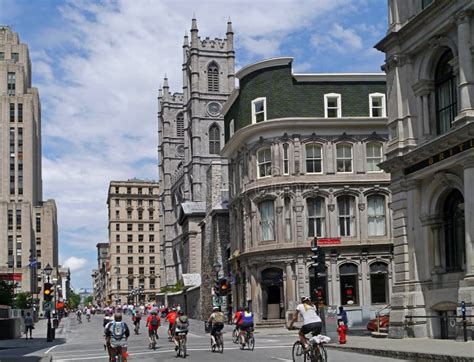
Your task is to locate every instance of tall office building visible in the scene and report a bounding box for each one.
[107,180,160,305]
[0,26,58,300]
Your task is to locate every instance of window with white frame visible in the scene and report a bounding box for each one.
[307,197,325,237]
[283,144,290,175]
[336,144,353,173]
[306,144,323,173]
[324,93,341,118]
[252,97,266,123]
[338,195,355,237]
[229,119,235,138]
[366,142,383,172]
[257,147,272,178]
[259,200,275,241]
[369,93,386,118]
[367,195,386,236]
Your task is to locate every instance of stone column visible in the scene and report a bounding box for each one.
[456,11,474,113]
[285,262,295,309]
[431,225,443,273]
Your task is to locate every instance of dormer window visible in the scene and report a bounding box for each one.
[252,97,267,123]
[369,93,386,117]
[324,93,341,118]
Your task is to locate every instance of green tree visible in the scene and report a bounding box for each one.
[84,295,94,306]
[14,292,32,309]
[68,291,81,310]
[0,281,14,306]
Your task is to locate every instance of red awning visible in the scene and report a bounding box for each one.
[0,273,22,281]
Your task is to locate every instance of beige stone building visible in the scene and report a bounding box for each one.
[0,26,58,306]
[376,0,474,339]
[107,180,160,305]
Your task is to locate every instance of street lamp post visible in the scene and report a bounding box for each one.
[43,263,53,342]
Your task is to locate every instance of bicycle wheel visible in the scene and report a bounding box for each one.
[218,335,224,353]
[176,339,181,357]
[232,328,238,344]
[317,344,327,362]
[248,336,255,351]
[292,341,306,362]
[211,337,215,352]
[182,338,187,358]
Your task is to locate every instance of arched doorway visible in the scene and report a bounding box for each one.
[261,268,283,320]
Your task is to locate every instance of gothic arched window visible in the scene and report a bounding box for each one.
[209,124,220,154]
[208,62,219,92]
[435,51,457,135]
[176,113,184,137]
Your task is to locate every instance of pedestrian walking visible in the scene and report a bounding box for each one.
[24,312,34,339]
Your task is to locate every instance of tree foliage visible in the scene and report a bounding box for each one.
[0,281,14,306]
[84,295,94,306]
[14,292,32,309]
[68,291,81,310]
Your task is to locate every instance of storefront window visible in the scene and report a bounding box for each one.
[339,263,358,305]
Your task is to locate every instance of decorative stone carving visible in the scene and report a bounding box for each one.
[382,53,413,72]
[433,171,453,189]
[206,101,222,117]
[328,204,335,212]
[358,203,365,211]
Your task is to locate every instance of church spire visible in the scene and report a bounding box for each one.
[226,17,233,34]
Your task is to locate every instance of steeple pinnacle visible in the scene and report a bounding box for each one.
[183,31,189,47]
[191,15,198,31]
[226,17,233,34]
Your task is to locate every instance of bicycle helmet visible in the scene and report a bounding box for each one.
[301,296,311,303]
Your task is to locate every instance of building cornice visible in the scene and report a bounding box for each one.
[236,57,293,80]
[293,73,385,82]
[221,117,387,157]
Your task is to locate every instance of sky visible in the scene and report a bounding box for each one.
[0,0,387,290]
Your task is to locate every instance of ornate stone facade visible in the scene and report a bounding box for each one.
[376,0,474,339]
[223,58,392,324]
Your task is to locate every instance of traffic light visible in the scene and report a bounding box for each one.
[214,279,221,296]
[219,279,229,296]
[310,238,325,274]
[43,282,54,301]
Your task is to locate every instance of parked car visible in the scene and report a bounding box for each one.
[367,315,389,331]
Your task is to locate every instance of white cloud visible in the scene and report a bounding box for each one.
[63,256,88,272]
[311,23,363,54]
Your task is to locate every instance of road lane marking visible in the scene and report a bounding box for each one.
[272,358,293,362]
[55,344,295,361]
[44,345,58,354]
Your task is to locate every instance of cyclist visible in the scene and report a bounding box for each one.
[288,296,322,351]
[166,308,178,341]
[86,307,91,322]
[146,309,160,349]
[173,310,189,351]
[76,309,82,323]
[132,308,142,334]
[238,307,254,346]
[208,306,225,347]
[103,311,114,328]
[104,313,130,361]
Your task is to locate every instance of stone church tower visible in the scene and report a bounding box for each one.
[158,18,234,316]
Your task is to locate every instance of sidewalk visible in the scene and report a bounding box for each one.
[0,316,67,361]
[326,335,474,361]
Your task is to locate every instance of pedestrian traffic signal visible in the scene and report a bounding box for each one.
[43,282,54,301]
[310,238,325,274]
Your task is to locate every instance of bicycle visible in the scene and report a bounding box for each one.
[134,320,140,335]
[77,315,82,324]
[211,331,224,353]
[232,326,239,344]
[291,332,328,362]
[239,327,254,351]
[108,342,128,362]
[149,329,157,350]
[175,332,187,358]
[86,314,91,322]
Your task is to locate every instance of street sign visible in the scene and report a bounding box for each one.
[43,301,52,311]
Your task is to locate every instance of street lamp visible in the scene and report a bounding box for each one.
[213,262,222,275]
[43,263,53,342]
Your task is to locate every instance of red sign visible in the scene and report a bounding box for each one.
[0,273,22,281]
[317,238,341,245]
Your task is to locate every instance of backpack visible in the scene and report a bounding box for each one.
[110,321,126,340]
[151,316,159,327]
[242,312,253,324]
[214,312,224,324]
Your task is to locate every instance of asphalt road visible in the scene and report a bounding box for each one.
[45,314,405,361]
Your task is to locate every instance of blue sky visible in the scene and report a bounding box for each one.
[0,0,387,290]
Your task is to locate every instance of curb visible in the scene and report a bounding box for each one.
[325,344,474,361]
